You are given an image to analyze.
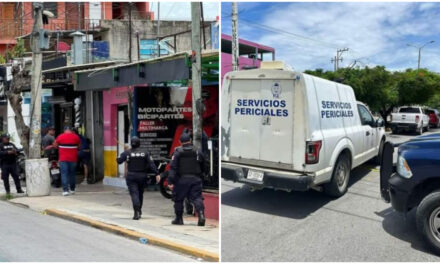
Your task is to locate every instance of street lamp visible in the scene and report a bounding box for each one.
[407,40,435,70]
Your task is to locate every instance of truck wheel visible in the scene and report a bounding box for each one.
[418,124,423,135]
[375,138,385,165]
[416,191,440,255]
[324,154,351,197]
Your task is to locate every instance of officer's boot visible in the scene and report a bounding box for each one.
[171,212,184,225]
[133,207,141,220]
[197,210,206,226]
[3,178,10,195]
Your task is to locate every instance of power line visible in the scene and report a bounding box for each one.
[239,18,340,49]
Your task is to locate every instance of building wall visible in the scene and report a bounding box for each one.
[100,20,212,61]
[221,52,262,81]
[0,2,87,55]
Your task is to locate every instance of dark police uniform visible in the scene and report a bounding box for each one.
[116,139,158,220]
[168,141,206,226]
[0,141,23,194]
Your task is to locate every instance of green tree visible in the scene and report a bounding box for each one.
[396,69,440,106]
[2,38,26,63]
[305,66,398,124]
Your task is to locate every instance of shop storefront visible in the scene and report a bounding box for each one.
[74,51,219,219]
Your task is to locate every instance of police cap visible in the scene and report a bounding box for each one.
[131,136,141,148]
[180,131,191,143]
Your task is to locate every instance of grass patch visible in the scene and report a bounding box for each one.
[0,193,14,201]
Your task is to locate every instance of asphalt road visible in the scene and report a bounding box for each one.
[0,201,196,262]
[221,129,440,262]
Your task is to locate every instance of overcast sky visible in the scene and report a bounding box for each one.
[222,2,440,72]
[150,2,219,21]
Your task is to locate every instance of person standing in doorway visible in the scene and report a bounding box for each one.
[0,134,23,194]
[42,127,55,149]
[53,126,81,196]
[42,127,56,158]
[117,136,160,220]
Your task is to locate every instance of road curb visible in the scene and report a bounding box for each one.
[44,208,219,262]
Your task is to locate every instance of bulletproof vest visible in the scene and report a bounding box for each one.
[177,147,202,176]
[0,143,16,165]
[127,149,149,173]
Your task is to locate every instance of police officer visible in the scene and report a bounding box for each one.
[0,134,23,194]
[166,131,206,226]
[117,136,159,220]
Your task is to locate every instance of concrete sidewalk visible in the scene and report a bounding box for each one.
[1,180,218,261]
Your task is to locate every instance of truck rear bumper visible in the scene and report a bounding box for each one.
[221,162,314,191]
[391,123,418,131]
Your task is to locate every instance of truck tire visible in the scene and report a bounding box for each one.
[324,153,351,197]
[375,138,385,165]
[418,124,423,135]
[416,191,440,255]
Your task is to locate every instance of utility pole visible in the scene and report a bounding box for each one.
[331,56,337,72]
[29,2,44,159]
[200,2,206,50]
[231,2,239,71]
[128,2,132,62]
[331,48,349,71]
[157,2,160,58]
[191,2,202,149]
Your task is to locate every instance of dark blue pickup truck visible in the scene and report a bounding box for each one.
[381,133,440,254]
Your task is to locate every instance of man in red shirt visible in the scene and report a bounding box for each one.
[53,126,81,196]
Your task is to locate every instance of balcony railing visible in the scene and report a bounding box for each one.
[0,18,102,40]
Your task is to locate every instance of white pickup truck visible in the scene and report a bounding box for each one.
[390,106,429,135]
[221,62,386,197]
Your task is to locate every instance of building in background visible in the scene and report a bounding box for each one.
[221,33,275,81]
[0,2,155,55]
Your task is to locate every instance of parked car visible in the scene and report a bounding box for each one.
[380,138,440,254]
[221,62,386,197]
[425,108,440,128]
[390,106,429,135]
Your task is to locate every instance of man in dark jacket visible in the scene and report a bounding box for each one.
[117,136,160,220]
[0,134,23,194]
[167,131,206,226]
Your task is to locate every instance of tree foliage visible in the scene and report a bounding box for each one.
[304,66,440,124]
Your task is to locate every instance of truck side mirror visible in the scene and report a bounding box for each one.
[376,118,384,127]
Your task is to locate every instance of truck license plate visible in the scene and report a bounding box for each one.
[247,170,264,182]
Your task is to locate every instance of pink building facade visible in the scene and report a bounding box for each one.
[102,86,132,181]
[221,33,275,81]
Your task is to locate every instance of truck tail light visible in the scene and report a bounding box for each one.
[415,115,420,123]
[305,140,322,164]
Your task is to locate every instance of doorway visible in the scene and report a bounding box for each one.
[117,105,129,178]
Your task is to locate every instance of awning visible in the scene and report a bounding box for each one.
[42,60,124,89]
[73,50,218,91]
